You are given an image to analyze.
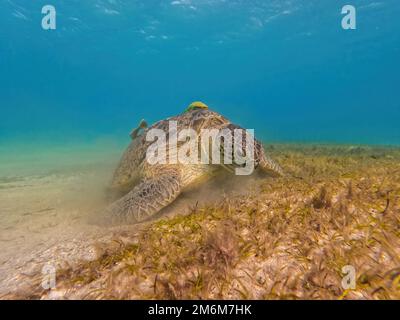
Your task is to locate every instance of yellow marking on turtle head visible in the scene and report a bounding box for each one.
[185,101,209,113]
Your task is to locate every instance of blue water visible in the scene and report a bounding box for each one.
[1,0,399,147]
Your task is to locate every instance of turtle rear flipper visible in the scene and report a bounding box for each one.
[130,119,148,140]
[103,170,181,224]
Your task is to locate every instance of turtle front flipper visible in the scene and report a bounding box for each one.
[102,170,181,225]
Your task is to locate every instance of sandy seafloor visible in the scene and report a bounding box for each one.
[0,141,261,297]
[0,142,399,299]
[0,143,121,296]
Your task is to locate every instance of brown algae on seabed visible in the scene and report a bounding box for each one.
[3,144,400,300]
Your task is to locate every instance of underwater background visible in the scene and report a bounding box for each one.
[1,1,400,299]
[0,0,400,156]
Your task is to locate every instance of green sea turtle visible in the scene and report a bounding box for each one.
[103,102,283,224]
